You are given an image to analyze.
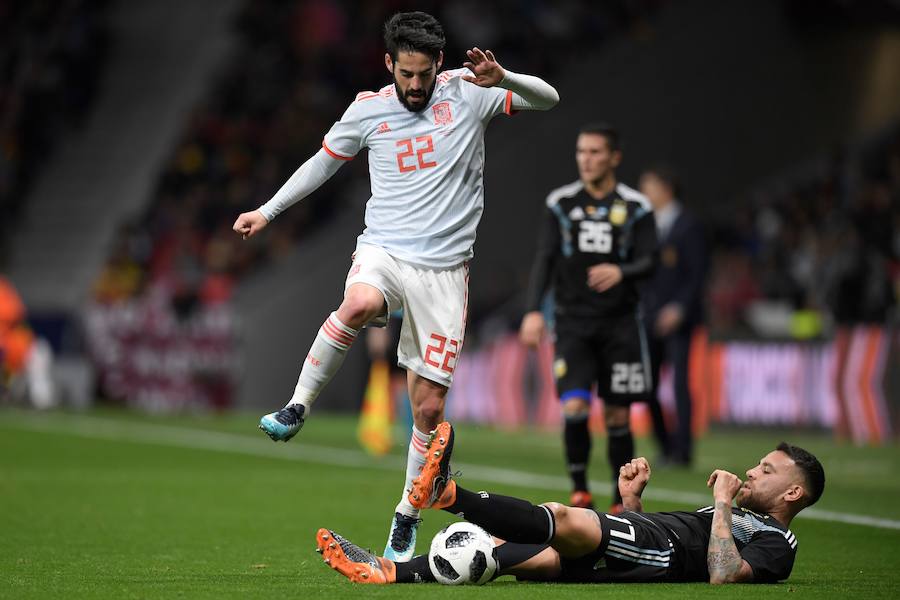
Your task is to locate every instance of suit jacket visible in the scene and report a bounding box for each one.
[643,208,707,333]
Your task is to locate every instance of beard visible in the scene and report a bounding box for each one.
[395,78,437,112]
[735,488,765,514]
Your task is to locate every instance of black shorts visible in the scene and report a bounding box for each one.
[557,511,677,583]
[553,313,651,406]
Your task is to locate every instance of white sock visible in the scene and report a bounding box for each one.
[287,312,358,411]
[395,426,431,518]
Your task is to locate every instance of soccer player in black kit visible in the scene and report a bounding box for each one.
[316,421,826,585]
[519,123,657,512]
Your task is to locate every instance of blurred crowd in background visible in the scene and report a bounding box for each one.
[0,0,110,262]
[708,127,900,337]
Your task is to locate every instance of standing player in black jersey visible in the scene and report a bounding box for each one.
[519,123,658,512]
[316,421,826,585]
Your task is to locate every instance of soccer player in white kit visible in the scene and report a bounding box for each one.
[233,11,558,562]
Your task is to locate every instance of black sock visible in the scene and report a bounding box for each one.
[564,413,591,492]
[443,486,556,544]
[495,543,549,577]
[607,424,634,505]
[394,555,435,583]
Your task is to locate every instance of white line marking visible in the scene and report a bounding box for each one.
[5,414,900,531]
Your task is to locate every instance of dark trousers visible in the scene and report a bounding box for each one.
[647,329,694,464]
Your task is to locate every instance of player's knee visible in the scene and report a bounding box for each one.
[413,396,445,425]
[562,399,590,420]
[338,293,383,326]
[543,502,581,541]
[604,406,629,428]
[542,502,568,527]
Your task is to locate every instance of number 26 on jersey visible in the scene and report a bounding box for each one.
[578,221,612,253]
[396,135,438,173]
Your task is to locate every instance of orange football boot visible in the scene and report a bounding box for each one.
[569,490,594,509]
[408,421,455,510]
[316,528,396,584]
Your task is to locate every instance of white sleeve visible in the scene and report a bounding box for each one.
[498,69,559,111]
[256,149,344,221]
[460,82,512,121]
[322,101,365,159]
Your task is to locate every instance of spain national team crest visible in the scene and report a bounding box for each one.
[609,200,628,226]
[432,101,453,125]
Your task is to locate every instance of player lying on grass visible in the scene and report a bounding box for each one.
[317,422,825,584]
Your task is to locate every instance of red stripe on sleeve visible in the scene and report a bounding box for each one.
[504,90,518,116]
[322,141,355,161]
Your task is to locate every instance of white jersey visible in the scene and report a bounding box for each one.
[323,68,516,268]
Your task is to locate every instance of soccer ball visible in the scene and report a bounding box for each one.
[428,522,498,585]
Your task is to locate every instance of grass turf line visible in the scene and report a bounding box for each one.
[1,409,898,598]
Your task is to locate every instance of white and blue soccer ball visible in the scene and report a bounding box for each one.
[428,522,498,585]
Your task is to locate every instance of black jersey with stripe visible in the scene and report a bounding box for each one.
[525,181,658,318]
[642,506,798,582]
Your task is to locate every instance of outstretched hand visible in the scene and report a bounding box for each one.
[462,47,505,88]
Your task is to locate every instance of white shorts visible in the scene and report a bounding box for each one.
[345,244,469,387]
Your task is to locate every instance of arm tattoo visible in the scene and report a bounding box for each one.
[707,501,743,583]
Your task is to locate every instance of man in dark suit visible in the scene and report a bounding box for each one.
[639,166,707,466]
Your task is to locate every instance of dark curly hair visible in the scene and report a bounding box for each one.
[383,11,445,62]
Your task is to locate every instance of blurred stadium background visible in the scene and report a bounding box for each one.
[2,0,900,595]
[2,0,897,440]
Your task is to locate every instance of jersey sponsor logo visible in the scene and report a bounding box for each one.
[376,121,391,134]
[432,101,453,125]
[609,200,628,226]
[588,206,608,220]
[348,263,361,277]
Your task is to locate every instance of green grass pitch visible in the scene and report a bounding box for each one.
[1,408,899,598]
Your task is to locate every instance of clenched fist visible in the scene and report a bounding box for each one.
[619,457,651,500]
[707,469,743,504]
[233,210,269,239]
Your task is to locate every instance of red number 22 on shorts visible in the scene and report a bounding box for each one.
[424,333,459,374]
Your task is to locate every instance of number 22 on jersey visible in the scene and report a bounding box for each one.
[396,135,438,173]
